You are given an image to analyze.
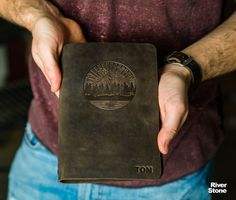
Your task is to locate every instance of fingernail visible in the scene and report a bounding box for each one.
[55,91,60,98]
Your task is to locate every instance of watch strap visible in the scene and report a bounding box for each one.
[165,51,202,89]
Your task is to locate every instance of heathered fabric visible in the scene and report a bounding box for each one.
[29,0,224,186]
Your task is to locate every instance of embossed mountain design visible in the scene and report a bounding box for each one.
[84,61,136,110]
[58,43,162,183]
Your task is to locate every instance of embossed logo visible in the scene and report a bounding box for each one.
[84,61,136,110]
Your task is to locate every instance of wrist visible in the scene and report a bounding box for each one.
[160,64,193,90]
[165,51,202,89]
[15,0,61,31]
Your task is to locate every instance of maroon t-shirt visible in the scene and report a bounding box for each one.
[28,0,224,186]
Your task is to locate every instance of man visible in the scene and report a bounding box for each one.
[1,0,236,199]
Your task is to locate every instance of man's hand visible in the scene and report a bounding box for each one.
[32,15,86,96]
[157,64,192,154]
[157,12,236,154]
[0,0,86,96]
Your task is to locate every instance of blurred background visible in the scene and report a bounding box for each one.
[0,19,33,199]
[0,2,236,199]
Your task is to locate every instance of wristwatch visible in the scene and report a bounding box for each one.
[165,51,202,89]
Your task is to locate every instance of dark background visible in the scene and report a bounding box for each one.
[0,2,236,199]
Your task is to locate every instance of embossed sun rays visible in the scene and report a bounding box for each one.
[84,61,135,86]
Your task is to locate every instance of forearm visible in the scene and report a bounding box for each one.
[183,12,236,81]
[0,0,59,31]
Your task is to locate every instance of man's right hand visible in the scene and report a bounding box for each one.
[32,15,86,96]
[31,5,86,96]
[0,0,86,96]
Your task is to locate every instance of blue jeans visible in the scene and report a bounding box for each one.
[8,124,212,200]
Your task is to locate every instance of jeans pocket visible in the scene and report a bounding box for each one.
[23,124,43,150]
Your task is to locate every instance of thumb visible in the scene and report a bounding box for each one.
[157,105,187,154]
[61,18,86,43]
[43,51,61,92]
[32,43,61,93]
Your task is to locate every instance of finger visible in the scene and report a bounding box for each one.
[61,18,86,43]
[41,49,61,92]
[32,45,52,86]
[33,41,61,93]
[55,90,60,98]
[158,104,187,154]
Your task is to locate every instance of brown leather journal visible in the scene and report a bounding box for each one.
[58,43,162,183]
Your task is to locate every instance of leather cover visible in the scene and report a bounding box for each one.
[58,43,162,183]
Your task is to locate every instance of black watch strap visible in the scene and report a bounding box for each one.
[165,51,202,89]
